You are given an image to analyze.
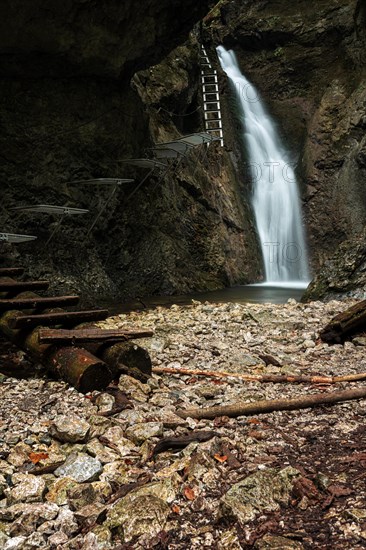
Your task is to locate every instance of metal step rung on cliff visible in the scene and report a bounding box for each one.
[204,111,221,119]
[201,67,217,75]
[10,204,89,245]
[202,84,218,92]
[0,233,37,244]
[203,92,220,101]
[205,121,222,128]
[200,45,224,146]
[201,75,218,85]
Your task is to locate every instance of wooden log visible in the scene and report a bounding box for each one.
[0,280,152,389]
[70,324,154,381]
[0,267,24,276]
[38,327,154,345]
[0,280,49,292]
[9,309,109,329]
[47,346,112,393]
[99,341,152,379]
[177,387,366,419]
[152,366,366,385]
[320,300,366,343]
[0,309,113,392]
[0,295,80,312]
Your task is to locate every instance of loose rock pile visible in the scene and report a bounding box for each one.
[1,298,366,548]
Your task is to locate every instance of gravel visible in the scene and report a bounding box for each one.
[1,297,366,548]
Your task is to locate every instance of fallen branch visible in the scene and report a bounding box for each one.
[152,366,366,384]
[176,387,366,419]
[320,299,366,343]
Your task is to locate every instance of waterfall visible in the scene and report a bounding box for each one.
[217,46,309,285]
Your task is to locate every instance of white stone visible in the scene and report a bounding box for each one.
[4,537,27,550]
[54,453,102,483]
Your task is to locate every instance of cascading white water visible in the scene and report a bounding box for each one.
[217,46,309,284]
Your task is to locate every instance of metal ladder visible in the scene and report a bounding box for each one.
[200,45,224,147]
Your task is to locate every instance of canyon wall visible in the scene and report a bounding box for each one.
[2,0,365,302]
[204,0,366,298]
[0,0,261,302]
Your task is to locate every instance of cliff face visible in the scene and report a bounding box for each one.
[0,0,210,79]
[3,1,364,302]
[204,0,366,284]
[302,228,366,302]
[130,43,261,296]
[0,0,262,301]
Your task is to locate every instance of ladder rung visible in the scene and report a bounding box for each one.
[206,120,223,129]
[201,69,217,75]
[0,267,24,277]
[205,128,222,133]
[204,110,221,116]
[203,93,219,101]
[204,102,221,109]
[0,295,80,312]
[0,280,49,292]
[205,122,222,128]
[207,129,223,137]
[9,309,109,330]
[201,76,218,83]
[202,85,218,92]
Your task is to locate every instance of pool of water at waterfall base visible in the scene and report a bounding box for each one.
[107,282,310,314]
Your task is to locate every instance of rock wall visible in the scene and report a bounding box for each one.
[204,0,366,282]
[302,228,366,302]
[0,0,211,79]
[0,0,262,302]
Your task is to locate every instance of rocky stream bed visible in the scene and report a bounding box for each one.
[1,298,366,549]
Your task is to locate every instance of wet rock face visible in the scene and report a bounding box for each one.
[0,0,211,79]
[303,227,366,301]
[220,466,301,524]
[205,0,366,278]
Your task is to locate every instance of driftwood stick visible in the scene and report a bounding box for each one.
[177,387,366,419]
[152,366,366,384]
